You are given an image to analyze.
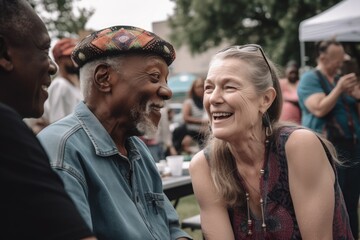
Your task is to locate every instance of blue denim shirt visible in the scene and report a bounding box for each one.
[38,102,191,240]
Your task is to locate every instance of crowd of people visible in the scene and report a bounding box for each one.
[1,0,359,239]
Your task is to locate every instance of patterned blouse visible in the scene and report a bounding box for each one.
[212,126,353,239]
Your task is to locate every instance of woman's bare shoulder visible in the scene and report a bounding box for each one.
[189,150,208,173]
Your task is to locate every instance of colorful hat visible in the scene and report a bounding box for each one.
[52,38,78,62]
[72,25,176,68]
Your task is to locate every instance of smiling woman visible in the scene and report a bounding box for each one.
[189,44,354,240]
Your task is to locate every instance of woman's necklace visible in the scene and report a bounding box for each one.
[244,169,266,235]
[240,139,269,236]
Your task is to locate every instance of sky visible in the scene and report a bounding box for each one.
[75,0,175,32]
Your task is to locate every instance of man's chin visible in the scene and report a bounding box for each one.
[136,121,158,138]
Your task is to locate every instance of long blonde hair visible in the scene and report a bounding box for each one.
[204,46,339,208]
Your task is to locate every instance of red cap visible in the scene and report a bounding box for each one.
[52,38,78,62]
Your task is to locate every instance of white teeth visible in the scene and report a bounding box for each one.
[212,112,231,117]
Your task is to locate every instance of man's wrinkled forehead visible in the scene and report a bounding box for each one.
[122,54,170,77]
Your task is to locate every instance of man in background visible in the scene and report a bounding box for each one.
[297,39,360,238]
[27,37,83,133]
[0,0,96,239]
[44,37,83,124]
[279,61,301,124]
[141,106,177,162]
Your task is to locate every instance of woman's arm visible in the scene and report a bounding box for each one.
[286,129,335,239]
[189,151,235,240]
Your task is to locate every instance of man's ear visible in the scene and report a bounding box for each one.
[93,63,111,92]
[260,87,276,113]
[0,35,13,71]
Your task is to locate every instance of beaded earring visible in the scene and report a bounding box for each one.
[262,112,273,137]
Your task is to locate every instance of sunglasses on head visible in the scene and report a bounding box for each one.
[219,44,274,80]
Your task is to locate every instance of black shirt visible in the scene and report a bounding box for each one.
[0,103,94,240]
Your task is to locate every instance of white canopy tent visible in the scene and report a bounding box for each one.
[299,0,360,67]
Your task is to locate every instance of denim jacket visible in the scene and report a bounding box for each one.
[38,102,191,240]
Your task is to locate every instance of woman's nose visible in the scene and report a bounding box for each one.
[209,87,223,104]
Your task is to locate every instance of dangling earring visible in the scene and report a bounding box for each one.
[262,112,273,137]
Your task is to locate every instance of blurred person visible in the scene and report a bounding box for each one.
[0,0,96,239]
[38,25,191,240]
[26,37,82,133]
[44,37,82,124]
[141,106,177,162]
[279,61,301,124]
[190,44,353,239]
[297,39,360,239]
[173,77,208,153]
[183,76,208,145]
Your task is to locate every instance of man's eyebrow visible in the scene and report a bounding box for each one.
[35,35,51,49]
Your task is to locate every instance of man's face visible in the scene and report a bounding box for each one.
[108,55,172,137]
[59,56,79,75]
[322,44,345,77]
[286,66,299,84]
[4,1,57,118]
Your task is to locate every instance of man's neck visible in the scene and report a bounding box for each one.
[316,65,336,83]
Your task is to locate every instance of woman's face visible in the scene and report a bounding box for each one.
[204,58,263,142]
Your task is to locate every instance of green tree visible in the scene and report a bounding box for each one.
[28,0,94,39]
[169,0,341,67]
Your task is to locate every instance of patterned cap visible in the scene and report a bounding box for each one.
[72,25,176,68]
[52,38,78,62]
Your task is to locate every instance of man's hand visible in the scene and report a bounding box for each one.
[349,82,360,100]
[337,73,358,93]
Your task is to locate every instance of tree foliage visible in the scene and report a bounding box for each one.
[169,0,342,67]
[28,0,94,39]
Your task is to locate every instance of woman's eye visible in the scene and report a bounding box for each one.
[204,85,213,93]
[225,86,236,90]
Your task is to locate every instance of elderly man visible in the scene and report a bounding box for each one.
[38,26,192,240]
[0,0,96,239]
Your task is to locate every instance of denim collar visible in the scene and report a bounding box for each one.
[74,101,140,160]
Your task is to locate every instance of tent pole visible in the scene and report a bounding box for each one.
[300,41,306,69]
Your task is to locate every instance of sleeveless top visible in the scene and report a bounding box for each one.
[206,126,353,239]
[184,98,205,132]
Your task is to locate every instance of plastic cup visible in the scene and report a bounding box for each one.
[166,155,184,177]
